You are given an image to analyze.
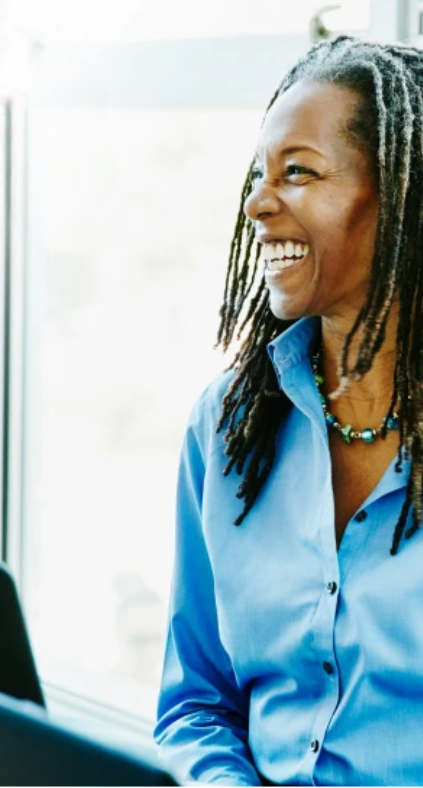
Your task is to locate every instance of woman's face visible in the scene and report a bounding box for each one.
[244,79,380,323]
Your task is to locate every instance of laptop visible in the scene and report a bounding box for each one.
[0,562,177,786]
[0,691,176,786]
[0,562,45,707]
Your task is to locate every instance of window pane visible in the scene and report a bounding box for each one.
[22,105,261,707]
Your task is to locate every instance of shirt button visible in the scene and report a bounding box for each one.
[326,581,337,595]
[323,661,334,675]
[354,510,367,522]
[310,739,319,753]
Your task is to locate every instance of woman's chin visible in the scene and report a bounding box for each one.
[268,293,311,322]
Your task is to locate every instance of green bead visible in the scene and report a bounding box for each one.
[315,374,324,386]
[341,425,354,444]
[361,428,376,443]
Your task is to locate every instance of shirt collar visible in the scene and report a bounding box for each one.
[267,317,320,376]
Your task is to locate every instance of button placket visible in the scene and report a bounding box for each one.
[301,575,341,782]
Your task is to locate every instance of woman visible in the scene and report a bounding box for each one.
[155,36,423,786]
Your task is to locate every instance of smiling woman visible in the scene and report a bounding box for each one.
[155,36,423,787]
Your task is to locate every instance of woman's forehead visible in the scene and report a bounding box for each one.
[256,79,362,161]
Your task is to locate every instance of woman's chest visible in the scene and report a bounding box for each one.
[203,418,410,675]
[329,431,400,548]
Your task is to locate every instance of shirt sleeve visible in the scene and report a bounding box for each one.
[154,391,262,786]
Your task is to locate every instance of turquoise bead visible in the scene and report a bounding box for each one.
[361,428,376,443]
[386,416,399,430]
[319,393,326,404]
[325,413,337,426]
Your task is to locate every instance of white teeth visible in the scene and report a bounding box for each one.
[262,241,309,269]
[268,258,297,271]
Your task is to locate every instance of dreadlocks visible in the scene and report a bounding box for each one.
[215,36,423,555]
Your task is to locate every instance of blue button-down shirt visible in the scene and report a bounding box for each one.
[154,317,422,787]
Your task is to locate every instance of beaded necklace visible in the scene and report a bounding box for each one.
[311,347,399,445]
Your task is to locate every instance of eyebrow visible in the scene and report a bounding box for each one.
[255,144,324,159]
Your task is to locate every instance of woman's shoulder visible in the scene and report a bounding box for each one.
[185,368,235,457]
[191,367,234,418]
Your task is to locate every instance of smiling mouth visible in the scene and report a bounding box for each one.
[262,241,310,271]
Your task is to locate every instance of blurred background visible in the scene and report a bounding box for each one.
[0,0,418,748]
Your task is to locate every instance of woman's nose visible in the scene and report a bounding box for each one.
[244,180,281,222]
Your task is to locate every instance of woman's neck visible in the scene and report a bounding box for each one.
[320,306,399,428]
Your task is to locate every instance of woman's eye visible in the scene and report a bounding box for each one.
[251,167,263,183]
[285,164,317,180]
[249,164,317,187]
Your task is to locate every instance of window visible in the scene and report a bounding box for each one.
[15,35,280,722]
[22,97,262,713]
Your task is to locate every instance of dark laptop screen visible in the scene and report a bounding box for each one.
[0,562,45,707]
[0,563,177,785]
